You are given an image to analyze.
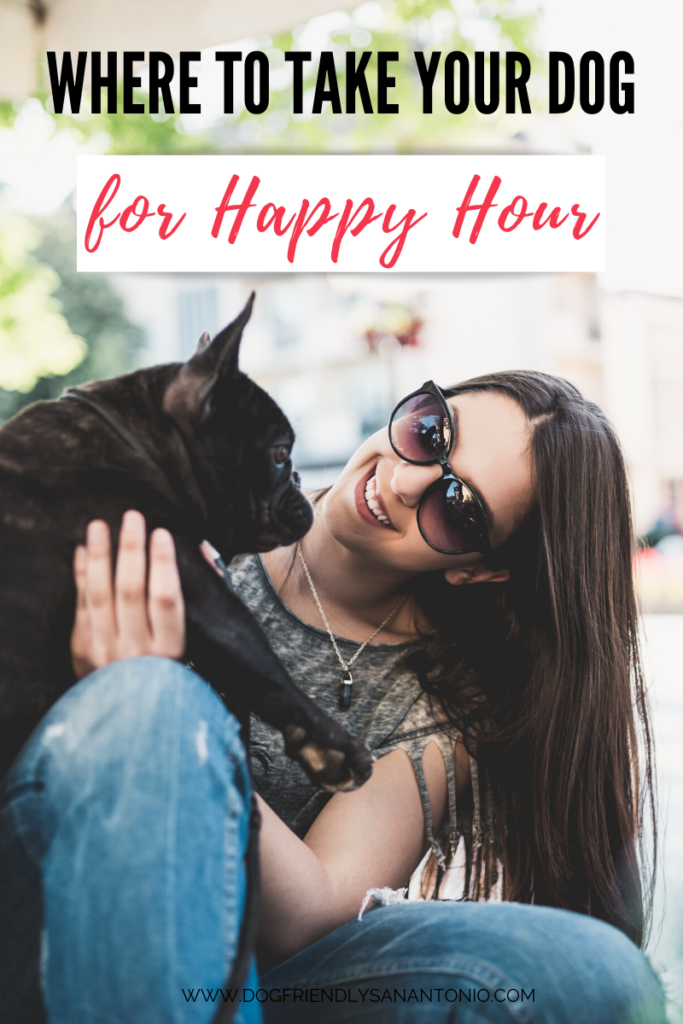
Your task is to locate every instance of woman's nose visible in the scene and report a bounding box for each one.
[391,461,442,507]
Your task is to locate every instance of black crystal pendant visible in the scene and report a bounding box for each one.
[339,670,353,709]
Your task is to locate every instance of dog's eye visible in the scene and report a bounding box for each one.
[271,445,291,468]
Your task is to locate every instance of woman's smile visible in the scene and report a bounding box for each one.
[353,465,397,531]
[325,390,536,583]
[364,472,396,528]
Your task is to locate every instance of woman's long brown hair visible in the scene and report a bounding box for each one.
[407,370,656,947]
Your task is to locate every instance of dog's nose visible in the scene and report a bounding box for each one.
[292,470,302,488]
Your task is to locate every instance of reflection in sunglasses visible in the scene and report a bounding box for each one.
[389,383,490,555]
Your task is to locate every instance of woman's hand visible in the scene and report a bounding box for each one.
[71,509,186,679]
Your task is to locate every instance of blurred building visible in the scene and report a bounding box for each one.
[113,270,683,537]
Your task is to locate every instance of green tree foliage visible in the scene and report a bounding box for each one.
[0,0,539,428]
[9,0,540,157]
[0,217,86,395]
[235,0,542,153]
[0,212,144,422]
[45,88,218,155]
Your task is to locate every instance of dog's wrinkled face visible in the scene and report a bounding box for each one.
[163,294,313,557]
[205,377,313,555]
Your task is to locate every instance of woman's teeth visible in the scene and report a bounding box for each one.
[365,474,392,526]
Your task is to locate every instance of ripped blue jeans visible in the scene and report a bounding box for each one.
[0,659,667,1023]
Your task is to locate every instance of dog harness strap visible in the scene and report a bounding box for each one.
[60,391,153,461]
[59,389,209,521]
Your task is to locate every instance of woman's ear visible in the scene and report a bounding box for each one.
[444,557,510,586]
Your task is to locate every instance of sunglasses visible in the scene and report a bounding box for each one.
[388,381,491,556]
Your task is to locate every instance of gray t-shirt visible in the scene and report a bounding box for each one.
[229,554,465,869]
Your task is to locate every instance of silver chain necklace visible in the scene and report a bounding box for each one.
[298,547,408,710]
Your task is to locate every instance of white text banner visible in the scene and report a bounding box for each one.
[77,155,605,273]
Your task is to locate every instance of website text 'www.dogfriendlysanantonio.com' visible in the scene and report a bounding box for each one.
[181,985,536,1005]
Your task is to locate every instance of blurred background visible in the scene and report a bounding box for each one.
[1,0,682,1016]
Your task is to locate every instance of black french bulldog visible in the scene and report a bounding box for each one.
[0,293,373,791]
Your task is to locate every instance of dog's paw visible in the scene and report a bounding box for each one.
[283,722,373,792]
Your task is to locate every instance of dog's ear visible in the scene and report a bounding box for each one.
[164,293,255,428]
[194,331,211,354]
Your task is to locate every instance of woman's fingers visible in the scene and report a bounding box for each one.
[71,513,187,678]
[114,510,150,659]
[148,529,186,659]
[84,519,117,667]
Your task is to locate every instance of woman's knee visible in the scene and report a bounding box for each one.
[287,902,666,1024]
[429,902,666,1024]
[0,659,257,1024]
[518,906,665,1023]
[11,657,247,797]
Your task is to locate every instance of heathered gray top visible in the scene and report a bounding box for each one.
[228,554,468,869]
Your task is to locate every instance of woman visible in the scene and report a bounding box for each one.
[0,371,664,1023]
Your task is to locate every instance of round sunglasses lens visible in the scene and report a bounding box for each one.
[390,393,450,462]
[418,478,485,554]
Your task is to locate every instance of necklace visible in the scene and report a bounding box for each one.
[298,547,408,710]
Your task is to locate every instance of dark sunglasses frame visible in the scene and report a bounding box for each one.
[388,380,491,556]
